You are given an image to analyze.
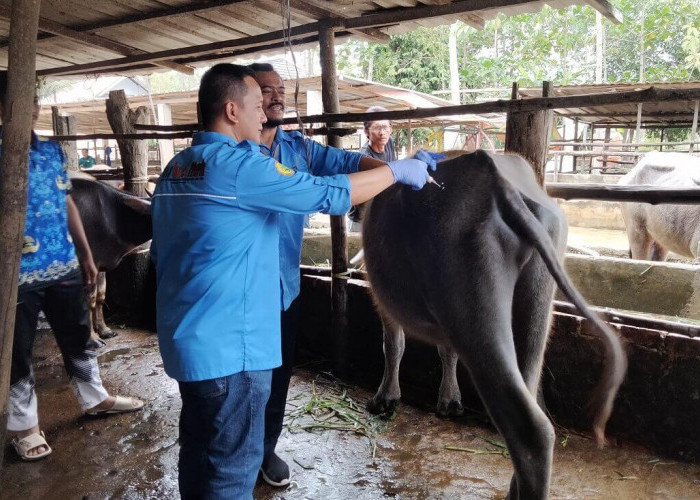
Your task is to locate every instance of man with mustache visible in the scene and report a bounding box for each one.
[248,63,436,488]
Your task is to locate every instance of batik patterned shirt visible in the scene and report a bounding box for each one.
[0,134,80,290]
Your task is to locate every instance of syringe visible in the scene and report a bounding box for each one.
[428,176,445,190]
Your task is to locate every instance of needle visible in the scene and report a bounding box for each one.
[428,176,445,190]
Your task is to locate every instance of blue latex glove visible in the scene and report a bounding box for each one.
[413,150,445,171]
[387,158,430,190]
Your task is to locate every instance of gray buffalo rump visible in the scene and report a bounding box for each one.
[619,151,700,261]
[70,177,151,342]
[362,150,627,499]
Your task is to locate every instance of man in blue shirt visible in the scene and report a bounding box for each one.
[249,63,390,487]
[0,73,143,462]
[151,63,433,499]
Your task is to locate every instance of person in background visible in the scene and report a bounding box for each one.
[359,105,397,163]
[78,148,96,169]
[0,72,144,462]
[248,63,398,488]
[150,63,434,499]
[104,145,112,167]
[347,106,400,231]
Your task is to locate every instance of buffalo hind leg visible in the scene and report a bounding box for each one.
[367,315,405,415]
[446,259,553,499]
[87,281,106,348]
[436,345,463,418]
[94,272,116,339]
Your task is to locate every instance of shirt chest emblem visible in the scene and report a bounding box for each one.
[275,162,294,176]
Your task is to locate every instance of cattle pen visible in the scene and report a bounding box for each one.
[2,0,700,497]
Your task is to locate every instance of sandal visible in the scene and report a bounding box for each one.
[86,395,144,416]
[12,431,52,461]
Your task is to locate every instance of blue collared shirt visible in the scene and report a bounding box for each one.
[260,128,362,310]
[151,131,351,382]
[0,134,80,291]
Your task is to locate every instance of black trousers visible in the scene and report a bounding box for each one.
[8,274,108,431]
[263,298,300,460]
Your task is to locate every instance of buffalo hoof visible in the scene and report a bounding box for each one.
[98,328,118,340]
[367,395,399,416]
[88,335,106,349]
[436,400,464,418]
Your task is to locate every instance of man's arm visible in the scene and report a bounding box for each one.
[66,195,98,288]
[358,156,387,172]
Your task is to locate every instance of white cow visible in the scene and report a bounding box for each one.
[619,152,700,261]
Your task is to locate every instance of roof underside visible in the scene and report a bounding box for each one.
[518,82,700,127]
[0,0,621,78]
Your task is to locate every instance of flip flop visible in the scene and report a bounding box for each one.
[12,431,52,461]
[86,395,144,416]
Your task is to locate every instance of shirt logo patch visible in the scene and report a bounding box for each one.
[275,162,294,176]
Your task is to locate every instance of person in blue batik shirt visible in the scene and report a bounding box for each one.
[248,63,391,487]
[0,73,143,462]
[150,63,434,499]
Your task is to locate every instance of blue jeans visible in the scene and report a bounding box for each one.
[178,370,272,500]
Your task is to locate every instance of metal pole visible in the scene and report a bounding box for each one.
[319,21,349,379]
[0,0,41,479]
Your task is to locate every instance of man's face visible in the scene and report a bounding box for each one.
[255,71,286,128]
[232,76,267,143]
[366,120,392,148]
[31,96,40,126]
[81,149,89,157]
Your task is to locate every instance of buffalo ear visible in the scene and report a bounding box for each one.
[123,196,151,214]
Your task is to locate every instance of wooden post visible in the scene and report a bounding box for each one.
[408,119,413,152]
[659,128,665,152]
[690,101,699,153]
[635,103,643,150]
[572,118,579,173]
[156,102,174,171]
[105,89,151,196]
[51,106,78,171]
[319,21,349,378]
[504,81,553,186]
[0,0,41,478]
[602,126,611,169]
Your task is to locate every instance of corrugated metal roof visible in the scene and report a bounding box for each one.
[518,82,700,126]
[37,74,503,133]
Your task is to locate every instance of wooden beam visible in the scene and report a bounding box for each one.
[0,0,41,478]
[546,184,700,204]
[0,0,251,50]
[31,16,194,75]
[34,0,584,77]
[288,0,391,43]
[584,0,624,24]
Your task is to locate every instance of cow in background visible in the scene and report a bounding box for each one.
[69,176,152,344]
[362,150,627,499]
[619,152,700,262]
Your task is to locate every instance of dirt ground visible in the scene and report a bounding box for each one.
[3,327,700,499]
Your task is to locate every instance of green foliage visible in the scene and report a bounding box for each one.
[338,0,699,95]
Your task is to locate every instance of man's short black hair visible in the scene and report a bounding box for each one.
[363,105,389,130]
[248,63,276,74]
[198,63,256,128]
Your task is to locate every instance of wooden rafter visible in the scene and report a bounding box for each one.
[288,0,391,43]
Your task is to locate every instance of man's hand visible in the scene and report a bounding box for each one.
[81,256,98,290]
[413,150,445,171]
[387,158,430,190]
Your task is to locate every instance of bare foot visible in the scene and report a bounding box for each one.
[15,425,49,457]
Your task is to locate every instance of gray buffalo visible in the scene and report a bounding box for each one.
[362,150,627,499]
[619,151,700,261]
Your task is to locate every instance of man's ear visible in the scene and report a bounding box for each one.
[225,101,239,124]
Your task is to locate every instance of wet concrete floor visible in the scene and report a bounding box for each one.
[3,327,700,499]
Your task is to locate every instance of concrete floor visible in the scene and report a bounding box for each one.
[3,328,700,499]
